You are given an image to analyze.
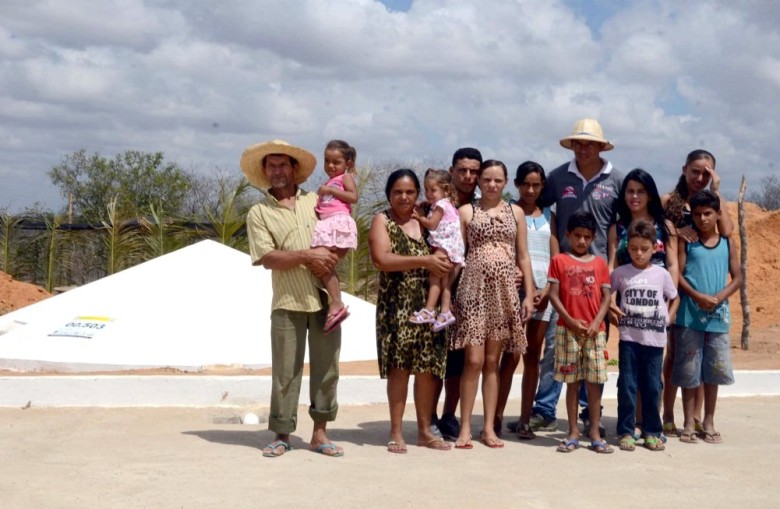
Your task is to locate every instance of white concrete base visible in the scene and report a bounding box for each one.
[1,370,778,408]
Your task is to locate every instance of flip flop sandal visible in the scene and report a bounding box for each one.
[454,437,473,449]
[262,440,292,457]
[387,440,408,454]
[417,438,451,450]
[312,443,344,457]
[663,421,680,437]
[590,439,614,454]
[643,436,666,451]
[619,435,636,452]
[701,431,723,444]
[556,438,580,453]
[679,430,699,444]
[324,306,349,333]
[516,423,536,440]
[480,437,504,448]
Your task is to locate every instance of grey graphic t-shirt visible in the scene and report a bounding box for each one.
[610,264,678,347]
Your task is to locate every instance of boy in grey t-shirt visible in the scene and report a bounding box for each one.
[610,220,678,452]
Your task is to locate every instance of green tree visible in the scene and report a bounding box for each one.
[48,149,192,222]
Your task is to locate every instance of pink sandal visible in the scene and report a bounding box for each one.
[409,308,437,324]
[432,311,456,332]
[324,306,349,333]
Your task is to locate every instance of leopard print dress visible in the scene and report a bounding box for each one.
[376,211,447,379]
[451,201,527,353]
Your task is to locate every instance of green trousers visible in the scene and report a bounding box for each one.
[268,308,341,434]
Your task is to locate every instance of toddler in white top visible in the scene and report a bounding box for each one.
[410,169,465,331]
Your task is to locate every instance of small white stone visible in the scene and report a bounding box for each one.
[242,413,260,425]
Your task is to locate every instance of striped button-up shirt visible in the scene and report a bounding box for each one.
[247,188,323,312]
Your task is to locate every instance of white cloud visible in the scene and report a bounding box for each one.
[0,0,778,211]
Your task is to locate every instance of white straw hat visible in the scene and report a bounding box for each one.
[239,139,317,189]
[559,118,614,151]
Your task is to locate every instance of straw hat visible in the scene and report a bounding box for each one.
[239,139,317,190]
[559,118,614,151]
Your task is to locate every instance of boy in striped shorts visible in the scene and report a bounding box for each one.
[548,211,613,454]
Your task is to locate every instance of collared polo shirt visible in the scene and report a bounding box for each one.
[546,159,622,259]
[247,188,322,312]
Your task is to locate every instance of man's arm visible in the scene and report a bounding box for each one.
[259,247,338,277]
[247,203,338,278]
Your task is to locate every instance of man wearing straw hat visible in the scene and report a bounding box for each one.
[518,119,622,438]
[241,139,344,458]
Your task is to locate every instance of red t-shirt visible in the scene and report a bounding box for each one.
[548,253,610,330]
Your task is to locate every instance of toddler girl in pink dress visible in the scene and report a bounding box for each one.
[311,140,359,332]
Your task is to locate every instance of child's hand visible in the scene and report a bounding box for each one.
[520,296,535,323]
[533,288,549,311]
[585,320,600,339]
[693,293,718,311]
[608,302,624,326]
[565,317,589,336]
[317,185,332,197]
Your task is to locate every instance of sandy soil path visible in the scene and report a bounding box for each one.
[1,398,778,508]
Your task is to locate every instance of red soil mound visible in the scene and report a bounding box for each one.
[0,271,51,316]
[726,202,780,330]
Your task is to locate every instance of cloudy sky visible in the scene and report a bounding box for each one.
[1,0,779,212]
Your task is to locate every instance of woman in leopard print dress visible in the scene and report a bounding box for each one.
[451,160,536,449]
[369,169,454,453]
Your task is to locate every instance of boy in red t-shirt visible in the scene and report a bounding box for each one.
[548,211,612,454]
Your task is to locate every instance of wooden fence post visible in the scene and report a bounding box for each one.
[738,175,749,350]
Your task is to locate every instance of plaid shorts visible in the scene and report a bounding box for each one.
[553,325,608,384]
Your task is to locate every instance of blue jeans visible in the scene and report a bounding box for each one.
[616,340,663,437]
[532,310,599,421]
[531,311,566,421]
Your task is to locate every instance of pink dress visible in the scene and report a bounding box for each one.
[311,173,358,250]
[427,198,465,265]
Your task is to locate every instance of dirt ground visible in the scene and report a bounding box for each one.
[1,398,779,509]
[1,202,779,375]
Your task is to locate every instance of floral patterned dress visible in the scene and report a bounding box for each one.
[451,201,527,353]
[376,211,448,378]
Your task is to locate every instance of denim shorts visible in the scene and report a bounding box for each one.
[671,325,735,388]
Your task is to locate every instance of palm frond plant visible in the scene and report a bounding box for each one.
[0,209,22,275]
[100,196,146,276]
[139,202,190,258]
[41,213,65,292]
[199,176,252,252]
[337,163,394,302]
